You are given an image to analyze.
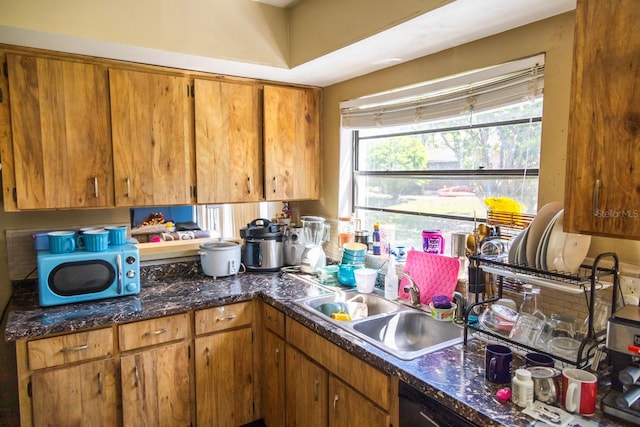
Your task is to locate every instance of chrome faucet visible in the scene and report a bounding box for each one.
[452,291,466,324]
[402,273,421,307]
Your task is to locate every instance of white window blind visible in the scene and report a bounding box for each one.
[340,54,544,128]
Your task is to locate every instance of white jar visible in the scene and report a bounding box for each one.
[512,368,534,408]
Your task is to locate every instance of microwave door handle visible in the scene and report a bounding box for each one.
[116,254,123,294]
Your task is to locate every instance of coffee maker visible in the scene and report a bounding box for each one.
[602,304,640,424]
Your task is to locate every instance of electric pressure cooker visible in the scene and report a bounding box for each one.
[240,218,284,272]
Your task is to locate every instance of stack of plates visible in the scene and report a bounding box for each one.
[507,202,591,274]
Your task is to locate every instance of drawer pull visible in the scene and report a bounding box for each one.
[144,327,168,336]
[273,176,278,194]
[125,178,131,198]
[313,379,319,401]
[60,344,89,353]
[97,372,103,394]
[333,394,339,412]
[275,347,280,367]
[593,179,602,216]
[134,366,140,387]
[247,176,252,194]
[93,177,99,198]
[205,347,210,367]
[216,314,237,322]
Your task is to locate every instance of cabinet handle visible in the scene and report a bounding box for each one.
[275,347,280,367]
[134,366,140,387]
[216,314,237,322]
[125,178,131,198]
[333,394,339,413]
[247,176,252,194]
[143,327,168,336]
[273,176,277,193]
[205,347,210,367]
[313,379,319,401]
[97,372,103,394]
[93,177,99,198]
[60,344,88,353]
[593,179,602,216]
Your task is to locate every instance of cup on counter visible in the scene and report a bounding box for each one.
[354,268,377,293]
[48,231,76,254]
[106,226,128,246]
[525,352,555,368]
[562,368,598,416]
[76,229,109,252]
[485,344,512,384]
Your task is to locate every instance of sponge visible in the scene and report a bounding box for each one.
[431,295,452,309]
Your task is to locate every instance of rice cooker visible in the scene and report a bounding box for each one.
[199,241,242,278]
[240,218,284,272]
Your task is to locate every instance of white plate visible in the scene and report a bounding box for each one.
[536,210,562,270]
[545,211,591,273]
[526,201,563,268]
[508,229,525,264]
[518,227,530,266]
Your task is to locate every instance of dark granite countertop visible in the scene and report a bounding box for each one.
[4,262,629,427]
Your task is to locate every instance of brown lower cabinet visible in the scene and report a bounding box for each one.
[285,346,329,427]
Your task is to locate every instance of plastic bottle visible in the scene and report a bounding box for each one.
[384,257,398,300]
[512,368,534,408]
[372,222,381,255]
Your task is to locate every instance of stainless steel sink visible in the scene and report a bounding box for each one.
[296,290,401,319]
[351,311,465,359]
[293,289,466,360]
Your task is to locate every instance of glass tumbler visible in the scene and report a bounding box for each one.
[509,313,545,348]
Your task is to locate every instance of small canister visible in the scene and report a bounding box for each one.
[354,230,369,246]
[422,230,444,254]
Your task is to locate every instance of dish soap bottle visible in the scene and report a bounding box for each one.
[384,257,398,300]
[372,222,381,255]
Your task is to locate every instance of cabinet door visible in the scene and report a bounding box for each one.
[31,358,118,427]
[262,329,285,427]
[109,68,194,206]
[564,0,640,238]
[120,341,191,427]
[195,328,254,426]
[328,376,389,427]
[6,54,113,209]
[285,345,328,427]
[264,85,321,201]
[194,79,263,203]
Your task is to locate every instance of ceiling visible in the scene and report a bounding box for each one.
[0,0,576,87]
[243,0,576,86]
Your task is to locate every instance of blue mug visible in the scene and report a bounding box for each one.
[76,229,109,252]
[48,231,76,254]
[106,226,128,246]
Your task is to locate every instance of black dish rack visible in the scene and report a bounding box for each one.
[464,252,620,368]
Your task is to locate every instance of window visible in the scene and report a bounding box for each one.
[341,55,544,252]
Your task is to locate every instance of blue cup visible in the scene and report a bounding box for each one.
[48,231,76,254]
[76,229,109,252]
[485,344,513,384]
[106,226,128,246]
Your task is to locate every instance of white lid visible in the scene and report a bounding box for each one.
[515,368,532,380]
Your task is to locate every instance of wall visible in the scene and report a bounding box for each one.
[297,10,640,267]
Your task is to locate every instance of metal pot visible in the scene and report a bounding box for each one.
[199,241,242,278]
[240,218,284,272]
[527,366,562,405]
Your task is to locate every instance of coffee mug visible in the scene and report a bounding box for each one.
[525,352,555,368]
[485,344,512,384]
[562,368,598,415]
[76,229,109,252]
[48,231,76,254]
[106,226,128,246]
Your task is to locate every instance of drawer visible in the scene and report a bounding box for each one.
[28,327,113,370]
[119,313,190,352]
[263,303,285,337]
[195,301,253,335]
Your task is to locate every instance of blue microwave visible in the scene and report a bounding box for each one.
[37,243,140,307]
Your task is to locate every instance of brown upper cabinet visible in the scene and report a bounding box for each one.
[3,54,114,210]
[264,85,322,201]
[0,47,322,211]
[109,68,195,207]
[564,0,640,239]
[194,79,263,203]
